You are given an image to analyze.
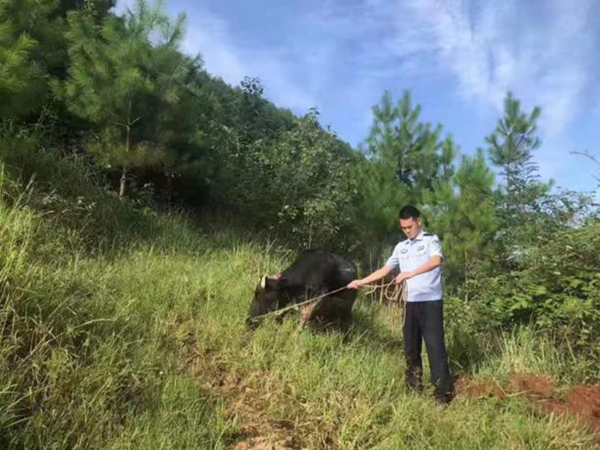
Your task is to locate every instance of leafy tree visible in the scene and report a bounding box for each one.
[267,110,359,248]
[238,76,264,143]
[232,76,296,144]
[56,0,195,198]
[211,109,358,249]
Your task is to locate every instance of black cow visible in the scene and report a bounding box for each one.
[247,249,358,329]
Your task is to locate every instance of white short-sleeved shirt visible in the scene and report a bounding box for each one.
[385,230,444,302]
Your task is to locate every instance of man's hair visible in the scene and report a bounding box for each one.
[399,205,421,220]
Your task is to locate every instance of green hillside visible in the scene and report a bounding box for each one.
[0,142,597,449]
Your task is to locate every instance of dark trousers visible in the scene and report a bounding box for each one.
[403,300,453,402]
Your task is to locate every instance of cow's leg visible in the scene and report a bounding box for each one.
[298,290,356,330]
[308,296,351,329]
[297,299,324,330]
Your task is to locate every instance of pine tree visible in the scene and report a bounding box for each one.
[421,135,459,228]
[356,90,452,260]
[486,92,550,222]
[448,150,497,283]
[0,0,119,125]
[395,92,444,194]
[485,93,552,257]
[56,0,195,197]
[0,0,55,119]
[356,91,411,256]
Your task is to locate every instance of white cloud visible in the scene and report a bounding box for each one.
[115,0,599,136]
[390,0,598,139]
[180,13,245,86]
[316,0,598,133]
[307,0,599,181]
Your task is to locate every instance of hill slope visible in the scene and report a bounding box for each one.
[0,143,598,449]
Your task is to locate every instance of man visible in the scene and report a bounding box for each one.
[347,205,453,404]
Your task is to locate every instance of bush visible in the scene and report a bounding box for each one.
[211,112,360,251]
[464,221,600,380]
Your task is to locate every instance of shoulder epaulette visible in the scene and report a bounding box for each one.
[423,233,433,236]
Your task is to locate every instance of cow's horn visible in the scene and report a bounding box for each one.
[260,275,267,289]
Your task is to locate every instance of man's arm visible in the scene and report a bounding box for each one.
[394,256,442,284]
[347,265,394,290]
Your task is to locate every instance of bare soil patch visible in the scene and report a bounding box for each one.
[457,373,600,442]
[455,376,506,400]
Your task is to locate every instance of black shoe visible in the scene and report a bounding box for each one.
[434,393,453,406]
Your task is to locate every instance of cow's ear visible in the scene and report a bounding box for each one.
[261,276,280,291]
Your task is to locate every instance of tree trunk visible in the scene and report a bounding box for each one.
[120,118,131,199]
[119,166,127,199]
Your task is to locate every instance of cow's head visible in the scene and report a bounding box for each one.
[247,274,288,326]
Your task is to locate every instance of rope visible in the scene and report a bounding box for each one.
[248,279,408,326]
[248,285,350,323]
[363,279,407,305]
[364,280,408,328]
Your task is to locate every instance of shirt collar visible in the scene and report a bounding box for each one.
[409,230,424,243]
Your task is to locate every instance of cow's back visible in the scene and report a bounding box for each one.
[285,250,358,328]
[280,249,357,298]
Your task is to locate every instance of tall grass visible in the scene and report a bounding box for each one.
[0,144,235,449]
[0,140,597,449]
[186,246,595,449]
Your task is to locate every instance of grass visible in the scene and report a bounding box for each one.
[186,249,595,449]
[0,141,598,449]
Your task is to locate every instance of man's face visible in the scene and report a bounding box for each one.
[399,217,422,240]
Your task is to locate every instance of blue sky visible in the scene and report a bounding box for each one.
[116,0,600,195]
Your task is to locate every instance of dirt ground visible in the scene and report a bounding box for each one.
[456,373,600,440]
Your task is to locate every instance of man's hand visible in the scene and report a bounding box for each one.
[347,279,366,290]
[394,271,414,284]
[347,266,394,290]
